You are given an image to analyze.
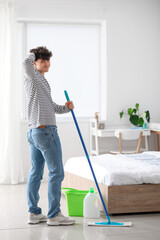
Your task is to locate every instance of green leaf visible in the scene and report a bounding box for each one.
[133,108,137,114]
[135,103,139,110]
[143,112,146,118]
[128,108,133,116]
[120,111,124,119]
[145,110,150,123]
[130,115,139,126]
[138,117,144,127]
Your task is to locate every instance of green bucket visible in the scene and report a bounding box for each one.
[62,187,89,216]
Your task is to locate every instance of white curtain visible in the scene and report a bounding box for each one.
[0,3,24,184]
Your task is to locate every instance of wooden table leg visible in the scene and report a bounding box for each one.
[151,130,160,151]
[157,134,159,151]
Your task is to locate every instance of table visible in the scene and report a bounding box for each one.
[90,119,150,155]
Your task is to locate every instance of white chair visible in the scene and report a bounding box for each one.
[148,122,160,151]
[110,129,143,154]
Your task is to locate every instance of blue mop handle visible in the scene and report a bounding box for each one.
[64,90,111,223]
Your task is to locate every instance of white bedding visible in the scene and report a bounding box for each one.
[64,152,160,186]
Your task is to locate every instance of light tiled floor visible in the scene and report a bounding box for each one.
[0,182,160,240]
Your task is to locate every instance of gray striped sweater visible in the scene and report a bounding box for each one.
[23,53,70,129]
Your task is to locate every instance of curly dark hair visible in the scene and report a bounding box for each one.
[30,46,53,61]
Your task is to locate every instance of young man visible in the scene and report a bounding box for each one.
[23,46,75,226]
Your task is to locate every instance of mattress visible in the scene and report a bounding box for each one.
[64,151,160,186]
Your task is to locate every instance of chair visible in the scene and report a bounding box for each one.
[149,122,160,151]
[110,129,143,154]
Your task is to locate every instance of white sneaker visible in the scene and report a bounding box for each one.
[28,213,47,224]
[47,211,75,226]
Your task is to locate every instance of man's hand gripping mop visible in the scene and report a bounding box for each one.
[64,90,132,227]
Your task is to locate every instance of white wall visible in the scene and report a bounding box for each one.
[106,0,160,125]
[6,0,160,180]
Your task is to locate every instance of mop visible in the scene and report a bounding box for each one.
[64,90,132,227]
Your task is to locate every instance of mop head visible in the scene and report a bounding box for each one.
[88,221,132,227]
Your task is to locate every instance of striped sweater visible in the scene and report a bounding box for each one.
[23,53,70,129]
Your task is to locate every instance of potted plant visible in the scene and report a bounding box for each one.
[119,103,150,127]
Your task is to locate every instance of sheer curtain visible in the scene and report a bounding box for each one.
[0,3,24,184]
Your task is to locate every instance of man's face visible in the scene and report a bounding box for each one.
[34,59,50,74]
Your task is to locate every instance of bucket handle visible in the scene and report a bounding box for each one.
[62,187,81,192]
[62,187,96,194]
[62,187,89,193]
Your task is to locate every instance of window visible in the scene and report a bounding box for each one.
[18,20,107,120]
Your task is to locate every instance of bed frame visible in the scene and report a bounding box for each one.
[62,171,160,214]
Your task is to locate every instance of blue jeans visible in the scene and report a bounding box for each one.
[27,125,64,218]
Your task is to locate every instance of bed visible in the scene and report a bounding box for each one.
[62,152,160,214]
